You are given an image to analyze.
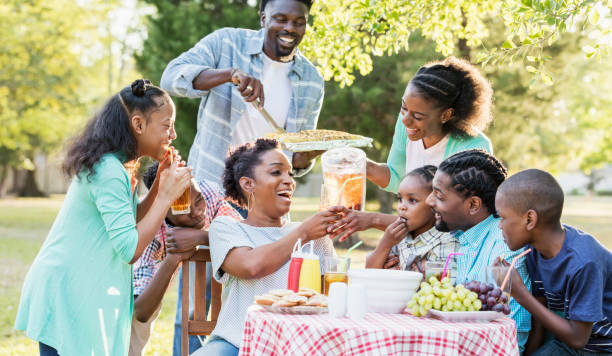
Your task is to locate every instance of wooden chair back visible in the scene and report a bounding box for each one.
[181,246,222,356]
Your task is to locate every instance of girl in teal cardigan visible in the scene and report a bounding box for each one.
[15,80,192,355]
[330,57,495,242]
[367,56,494,194]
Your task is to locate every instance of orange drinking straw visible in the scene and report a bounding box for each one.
[167,147,173,164]
[500,248,532,291]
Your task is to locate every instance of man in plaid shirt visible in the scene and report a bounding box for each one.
[129,163,242,356]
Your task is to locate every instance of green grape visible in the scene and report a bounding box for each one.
[442,282,453,290]
[456,284,465,290]
[411,306,420,317]
[441,277,451,284]
[450,292,458,301]
[463,298,472,307]
[432,286,442,296]
[433,298,442,310]
[407,299,416,308]
[420,282,430,289]
[441,297,448,305]
[418,295,427,305]
[441,305,449,312]
[468,292,478,301]
[421,284,433,295]
[446,300,454,310]
[419,306,427,316]
[467,305,476,312]
[459,305,467,312]
[473,299,482,310]
[457,289,467,300]
[428,276,439,285]
[424,303,433,311]
[426,294,435,303]
[441,289,452,297]
[453,300,462,310]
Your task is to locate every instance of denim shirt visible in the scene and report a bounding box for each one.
[161,27,325,184]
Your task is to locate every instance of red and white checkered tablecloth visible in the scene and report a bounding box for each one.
[240,305,519,356]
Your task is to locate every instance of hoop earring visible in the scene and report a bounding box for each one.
[247,191,255,212]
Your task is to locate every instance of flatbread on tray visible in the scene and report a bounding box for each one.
[266,129,373,152]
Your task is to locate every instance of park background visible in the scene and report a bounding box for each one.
[1,0,611,354]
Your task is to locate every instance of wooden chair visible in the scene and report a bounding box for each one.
[181,246,222,356]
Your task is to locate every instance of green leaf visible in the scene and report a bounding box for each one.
[589,10,599,25]
[541,71,553,85]
[502,40,515,49]
[526,65,538,73]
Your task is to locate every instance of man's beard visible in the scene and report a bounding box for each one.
[435,218,451,232]
[274,42,297,62]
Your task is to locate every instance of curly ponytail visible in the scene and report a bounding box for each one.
[409,57,493,137]
[222,138,280,206]
[63,79,168,180]
[438,149,507,216]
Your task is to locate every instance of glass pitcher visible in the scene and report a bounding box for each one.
[320,147,366,211]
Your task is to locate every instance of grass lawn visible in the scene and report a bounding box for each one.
[1,195,611,355]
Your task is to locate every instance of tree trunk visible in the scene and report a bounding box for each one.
[19,168,46,197]
[0,164,8,198]
[376,189,394,214]
[10,167,24,194]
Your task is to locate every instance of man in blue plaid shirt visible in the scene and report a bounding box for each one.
[426,149,532,353]
[160,0,324,186]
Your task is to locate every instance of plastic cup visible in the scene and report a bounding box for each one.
[323,255,350,296]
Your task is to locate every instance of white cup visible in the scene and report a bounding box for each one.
[346,283,366,321]
[328,282,347,317]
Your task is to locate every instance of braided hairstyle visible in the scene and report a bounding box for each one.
[406,165,437,189]
[223,138,281,206]
[409,57,493,137]
[63,79,167,180]
[438,149,507,216]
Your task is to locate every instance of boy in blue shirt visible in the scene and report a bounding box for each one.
[496,169,612,355]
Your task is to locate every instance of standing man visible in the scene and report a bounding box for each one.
[161,0,323,185]
[160,1,322,354]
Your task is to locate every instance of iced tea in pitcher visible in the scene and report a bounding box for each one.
[320,147,366,211]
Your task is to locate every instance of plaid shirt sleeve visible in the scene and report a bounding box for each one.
[198,179,244,228]
[133,222,167,295]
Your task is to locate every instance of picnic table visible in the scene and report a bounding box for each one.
[240,305,519,356]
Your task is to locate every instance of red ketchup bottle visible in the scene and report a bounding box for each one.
[287,239,304,292]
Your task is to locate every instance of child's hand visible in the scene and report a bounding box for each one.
[166,227,205,253]
[156,148,184,186]
[158,160,192,204]
[327,207,371,240]
[381,218,408,247]
[383,254,400,269]
[493,257,526,298]
[298,207,344,242]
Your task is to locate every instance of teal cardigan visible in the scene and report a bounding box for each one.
[384,116,493,193]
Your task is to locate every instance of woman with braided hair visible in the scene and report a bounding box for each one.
[367,56,494,194]
[328,57,495,241]
[15,80,192,355]
[426,149,531,352]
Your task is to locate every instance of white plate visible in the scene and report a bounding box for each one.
[426,309,505,322]
[260,305,328,315]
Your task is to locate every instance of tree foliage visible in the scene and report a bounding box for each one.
[0,0,112,195]
[301,0,611,86]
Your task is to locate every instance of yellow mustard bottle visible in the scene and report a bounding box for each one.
[298,241,321,293]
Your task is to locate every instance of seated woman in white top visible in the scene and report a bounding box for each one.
[194,138,344,356]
